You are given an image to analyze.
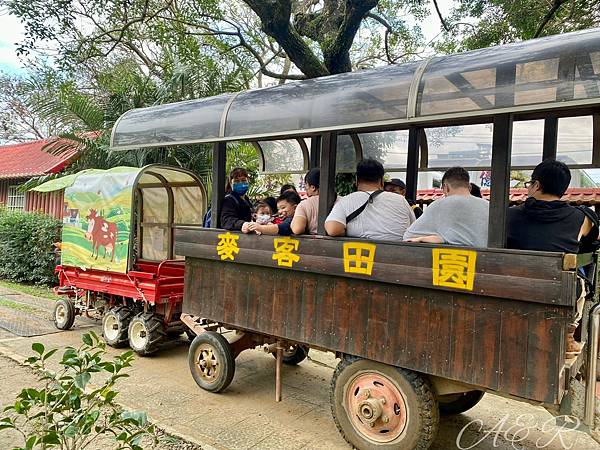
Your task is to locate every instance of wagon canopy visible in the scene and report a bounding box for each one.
[34,165,205,273]
[111,28,600,155]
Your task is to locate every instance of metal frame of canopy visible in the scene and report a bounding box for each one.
[110,28,600,249]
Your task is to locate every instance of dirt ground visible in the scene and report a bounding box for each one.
[0,285,599,450]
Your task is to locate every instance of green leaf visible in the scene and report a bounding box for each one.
[74,372,91,389]
[64,425,77,437]
[82,333,93,346]
[42,432,61,445]
[121,410,147,426]
[43,348,58,361]
[32,343,44,355]
[26,435,36,449]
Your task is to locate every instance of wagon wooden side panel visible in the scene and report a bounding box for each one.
[176,228,576,405]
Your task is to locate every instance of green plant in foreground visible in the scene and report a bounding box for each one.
[0,332,157,450]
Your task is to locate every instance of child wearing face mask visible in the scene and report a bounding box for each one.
[248,191,301,236]
[253,201,274,225]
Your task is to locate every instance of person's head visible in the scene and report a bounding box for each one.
[441,167,470,196]
[527,159,571,199]
[280,184,297,195]
[384,178,406,196]
[226,168,250,195]
[264,196,277,214]
[254,201,273,225]
[470,183,482,198]
[304,168,320,197]
[276,190,301,219]
[356,158,385,188]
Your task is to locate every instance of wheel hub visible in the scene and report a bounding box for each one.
[55,304,66,325]
[103,313,120,341]
[130,320,148,350]
[346,371,408,443]
[196,345,219,382]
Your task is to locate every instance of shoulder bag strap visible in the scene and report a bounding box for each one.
[346,190,384,223]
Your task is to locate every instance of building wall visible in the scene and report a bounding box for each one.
[0,178,64,219]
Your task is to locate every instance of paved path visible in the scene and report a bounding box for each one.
[0,287,598,449]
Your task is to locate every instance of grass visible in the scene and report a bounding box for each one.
[0,280,59,301]
[0,297,40,313]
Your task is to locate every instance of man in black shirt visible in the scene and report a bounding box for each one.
[507,159,599,358]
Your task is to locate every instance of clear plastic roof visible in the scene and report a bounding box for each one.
[111,28,600,152]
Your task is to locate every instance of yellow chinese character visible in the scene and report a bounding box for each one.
[272,237,300,267]
[216,232,240,261]
[432,249,477,291]
[343,242,376,276]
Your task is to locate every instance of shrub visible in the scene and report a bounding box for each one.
[0,208,61,285]
[0,331,157,450]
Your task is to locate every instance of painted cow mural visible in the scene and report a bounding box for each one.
[85,209,118,261]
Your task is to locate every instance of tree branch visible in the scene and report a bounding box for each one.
[432,0,450,32]
[534,0,568,38]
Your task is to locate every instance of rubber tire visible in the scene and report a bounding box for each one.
[127,313,165,356]
[438,390,484,416]
[331,357,439,450]
[53,299,76,330]
[188,331,235,393]
[271,344,309,365]
[102,306,133,348]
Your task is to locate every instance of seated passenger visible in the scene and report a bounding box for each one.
[384,178,423,218]
[507,159,599,357]
[404,167,489,247]
[291,168,321,235]
[470,183,482,198]
[325,159,415,241]
[248,191,301,236]
[220,167,254,232]
[280,183,297,195]
[253,201,274,225]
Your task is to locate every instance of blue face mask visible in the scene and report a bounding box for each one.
[232,181,249,195]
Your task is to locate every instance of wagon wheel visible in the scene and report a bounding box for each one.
[438,390,484,416]
[128,313,165,356]
[330,357,439,450]
[53,299,76,330]
[102,306,133,348]
[188,331,235,393]
[271,344,309,365]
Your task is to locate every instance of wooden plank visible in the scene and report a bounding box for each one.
[498,309,529,397]
[428,295,454,378]
[317,132,337,235]
[471,301,501,388]
[366,285,391,362]
[408,294,431,373]
[175,235,569,305]
[301,276,318,343]
[406,127,420,201]
[451,297,476,384]
[210,142,226,228]
[488,114,513,248]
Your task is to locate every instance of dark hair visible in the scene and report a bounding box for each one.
[470,183,482,198]
[254,201,273,214]
[442,167,470,189]
[356,158,384,183]
[532,159,571,197]
[279,184,297,195]
[264,196,277,213]
[277,190,301,206]
[304,168,320,189]
[225,167,249,192]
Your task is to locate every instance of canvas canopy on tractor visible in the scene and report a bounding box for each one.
[34,165,206,272]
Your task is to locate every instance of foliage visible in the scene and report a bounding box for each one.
[0,208,61,285]
[437,0,600,52]
[0,332,156,450]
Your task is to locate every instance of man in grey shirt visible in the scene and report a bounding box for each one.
[326,159,415,241]
[404,167,489,247]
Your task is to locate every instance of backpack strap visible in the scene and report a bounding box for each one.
[578,205,599,228]
[346,190,384,223]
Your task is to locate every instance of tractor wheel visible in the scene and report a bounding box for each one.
[128,313,165,356]
[53,299,76,330]
[272,344,309,366]
[438,390,484,416]
[102,306,132,348]
[331,357,439,450]
[189,332,235,393]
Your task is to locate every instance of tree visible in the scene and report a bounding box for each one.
[437,0,600,52]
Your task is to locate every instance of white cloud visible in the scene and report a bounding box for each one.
[0,12,25,73]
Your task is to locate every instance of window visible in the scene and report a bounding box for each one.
[7,185,25,211]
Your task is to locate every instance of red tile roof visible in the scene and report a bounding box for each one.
[0,138,78,179]
[417,188,600,205]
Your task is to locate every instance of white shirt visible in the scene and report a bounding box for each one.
[326,191,415,241]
